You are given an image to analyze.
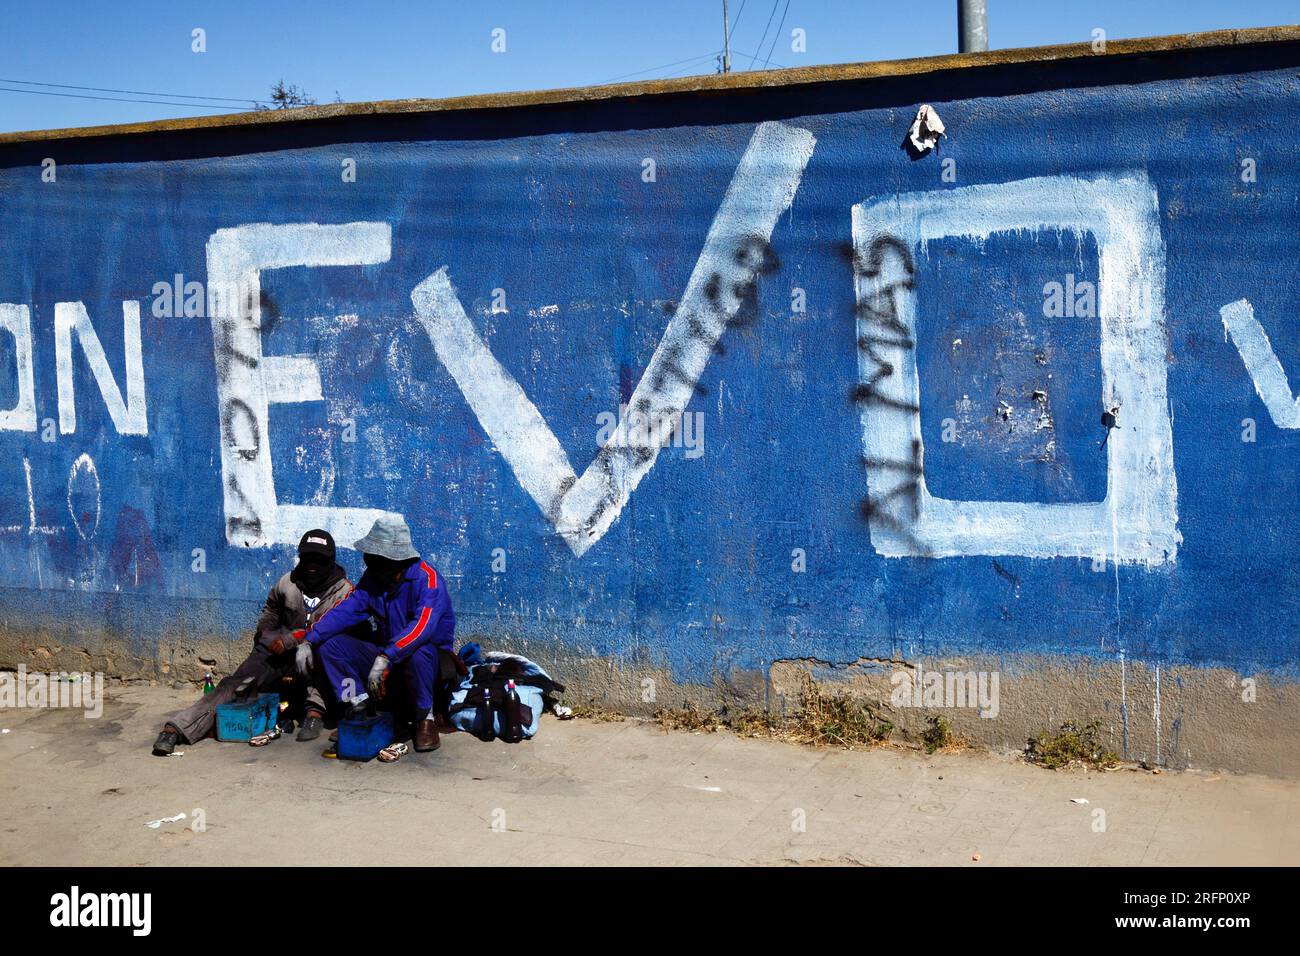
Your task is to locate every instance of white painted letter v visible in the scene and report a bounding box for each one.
[412,121,816,555]
[1221,298,1300,428]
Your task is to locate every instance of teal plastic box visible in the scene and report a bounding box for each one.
[215,693,280,741]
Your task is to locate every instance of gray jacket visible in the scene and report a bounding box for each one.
[254,570,354,655]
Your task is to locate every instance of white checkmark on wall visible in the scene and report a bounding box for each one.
[1221,298,1300,429]
[411,121,816,556]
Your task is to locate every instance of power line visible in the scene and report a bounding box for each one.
[0,86,243,111]
[659,47,779,79]
[730,48,784,70]
[723,0,749,72]
[599,51,722,85]
[663,58,725,80]
[751,0,781,69]
[0,77,258,105]
[728,0,749,39]
[761,0,792,69]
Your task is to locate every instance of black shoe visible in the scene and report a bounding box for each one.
[296,713,324,742]
[152,729,180,756]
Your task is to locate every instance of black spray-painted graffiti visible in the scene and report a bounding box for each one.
[214,288,264,543]
[567,233,781,539]
[847,234,931,556]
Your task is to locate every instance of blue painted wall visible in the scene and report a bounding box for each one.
[0,42,1296,684]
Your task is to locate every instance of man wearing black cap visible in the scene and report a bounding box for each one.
[150,529,354,755]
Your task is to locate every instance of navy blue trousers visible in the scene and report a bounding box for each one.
[319,635,439,715]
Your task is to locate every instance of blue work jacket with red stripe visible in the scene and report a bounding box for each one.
[307,559,455,664]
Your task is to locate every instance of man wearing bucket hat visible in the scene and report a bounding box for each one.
[151,529,352,755]
[299,515,455,753]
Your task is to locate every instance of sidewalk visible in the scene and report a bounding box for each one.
[1,686,1296,866]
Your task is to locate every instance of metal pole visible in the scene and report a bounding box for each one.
[958,0,988,53]
[722,0,732,73]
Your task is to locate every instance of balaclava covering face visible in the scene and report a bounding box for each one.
[294,554,333,593]
[292,529,339,596]
[363,553,417,586]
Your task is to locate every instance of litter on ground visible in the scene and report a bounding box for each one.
[144,812,187,829]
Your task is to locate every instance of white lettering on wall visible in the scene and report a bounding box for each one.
[851,172,1179,565]
[411,121,817,556]
[1220,298,1300,428]
[205,220,402,548]
[0,304,37,432]
[54,301,147,435]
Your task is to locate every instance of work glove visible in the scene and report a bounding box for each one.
[295,641,314,678]
[269,629,308,656]
[368,654,391,699]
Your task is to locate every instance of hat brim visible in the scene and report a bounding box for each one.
[352,534,419,562]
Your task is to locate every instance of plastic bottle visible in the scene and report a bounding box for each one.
[203,673,215,695]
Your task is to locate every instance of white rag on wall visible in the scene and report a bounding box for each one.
[908,104,946,153]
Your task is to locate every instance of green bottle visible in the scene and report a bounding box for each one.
[203,673,215,695]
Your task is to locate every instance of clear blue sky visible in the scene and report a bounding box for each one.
[1,0,1297,133]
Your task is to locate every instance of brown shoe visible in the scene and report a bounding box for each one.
[414,718,440,752]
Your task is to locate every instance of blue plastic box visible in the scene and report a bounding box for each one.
[215,693,280,742]
[338,711,394,761]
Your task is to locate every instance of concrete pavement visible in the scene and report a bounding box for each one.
[1,685,1297,866]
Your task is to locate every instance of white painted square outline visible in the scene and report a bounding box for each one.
[851,172,1179,564]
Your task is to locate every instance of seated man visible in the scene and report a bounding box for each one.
[298,515,455,754]
[151,530,351,755]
